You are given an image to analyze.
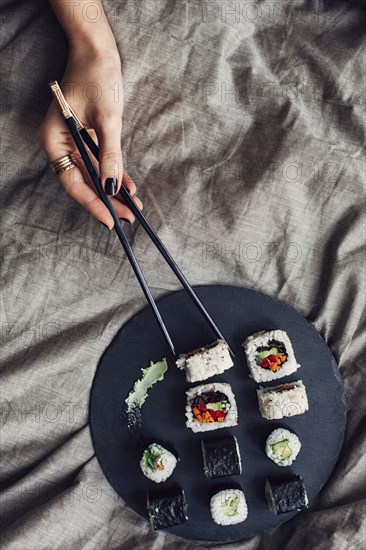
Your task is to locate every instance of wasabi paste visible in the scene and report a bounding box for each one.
[125,358,168,413]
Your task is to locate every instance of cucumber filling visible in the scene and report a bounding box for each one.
[223,495,239,516]
[271,439,293,460]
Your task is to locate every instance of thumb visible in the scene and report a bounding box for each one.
[94,115,123,196]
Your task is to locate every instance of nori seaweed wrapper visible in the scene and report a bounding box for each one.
[266,475,308,514]
[147,487,188,530]
[256,339,287,355]
[202,436,241,478]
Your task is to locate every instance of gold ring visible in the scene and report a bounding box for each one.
[50,154,78,176]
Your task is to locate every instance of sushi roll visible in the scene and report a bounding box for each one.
[140,443,177,483]
[265,475,308,514]
[210,488,248,525]
[257,380,309,420]
[242,330,300,383]
[265,428,302,466]
[176,339,233,383]
[147,487,188,530]
[202,435,242,478]
[186,382,238,433]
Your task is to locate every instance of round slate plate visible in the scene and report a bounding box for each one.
[89,285,346,543]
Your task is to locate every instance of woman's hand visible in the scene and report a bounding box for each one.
[37,41,142,229]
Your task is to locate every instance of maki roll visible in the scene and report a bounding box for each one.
[242,330,300,383]
[265,475,308,514]
[176,339,233,383]
[265,428,301,466]
[202,435,242,478]
[186,382,238,433]
[147,487,188,530]
[210,488,248,525]
[140,443,177,483]
[257,380,309,420]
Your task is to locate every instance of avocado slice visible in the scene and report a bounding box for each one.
[223,495,239,516]
[271,439,293,460]
[281,446,293,460]
[206,402,223,411]
[271,439,289,453]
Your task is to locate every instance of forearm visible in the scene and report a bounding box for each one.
[49,0,117,52]
[38,1,136,229]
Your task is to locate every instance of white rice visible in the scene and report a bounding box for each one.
[242,330,300,383]
[265,428,302,466]
[210,489,248,525]
[257,380,309,420]
[140,443,177,483]
[186,382,238,433]
[176,339,233,383]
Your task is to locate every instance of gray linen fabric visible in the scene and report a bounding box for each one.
[1,0,365,548]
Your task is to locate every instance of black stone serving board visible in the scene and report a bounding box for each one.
[89,285,346,543]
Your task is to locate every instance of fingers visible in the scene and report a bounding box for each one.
[112,170,143,222]
[58,165,143,226]
[78,136,143,223]
[58,165,115,229]
[74,153,144,224]
[110,195,143,223]
[122,169,137,196]
[38,106,142,228]
[93,114,123,197]
[38,115,115,229]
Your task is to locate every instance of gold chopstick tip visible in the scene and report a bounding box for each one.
[49,80,72,119]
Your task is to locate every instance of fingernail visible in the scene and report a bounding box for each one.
[120,217,133,224]
[99,221,113,230]
[105,177,118,195]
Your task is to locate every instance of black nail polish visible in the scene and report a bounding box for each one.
[105,177,117,195]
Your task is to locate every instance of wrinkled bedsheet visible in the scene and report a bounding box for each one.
[1,0,365,548]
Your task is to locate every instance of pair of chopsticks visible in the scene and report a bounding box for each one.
[49,81,234,357]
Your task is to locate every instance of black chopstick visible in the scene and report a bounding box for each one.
[69,113,235,357]
[50,81,175,356]
[52,82,234,357]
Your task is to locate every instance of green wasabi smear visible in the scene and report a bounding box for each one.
[125,358,168,412]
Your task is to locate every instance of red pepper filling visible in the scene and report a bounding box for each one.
[191,391,230,423]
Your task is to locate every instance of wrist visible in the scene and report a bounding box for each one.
[50,0,118,58]
[69,31,119,57]
[68,35,121,69]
